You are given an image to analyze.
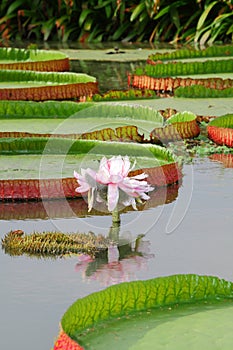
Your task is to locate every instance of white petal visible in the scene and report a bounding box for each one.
[131,172,148,180]
[88,188,95,212]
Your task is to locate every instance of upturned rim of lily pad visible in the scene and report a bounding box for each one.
[208,114,233,147]
[56,274,233,349]
[0,47,70,71]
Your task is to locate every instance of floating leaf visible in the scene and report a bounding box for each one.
[0,47,70,71]
[59,274,233,348]
[0,139,181,200]
[208,114,233,147]
[150,111,200,143]
[0,70,98,100]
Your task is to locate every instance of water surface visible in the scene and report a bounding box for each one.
[0,157,232,350]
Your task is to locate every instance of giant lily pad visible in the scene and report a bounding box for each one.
[128,75,233,93]
[0,47,70,71]
[147,45,233,63]
[0,139,181,200]
[55,274,233,349]
[207,114,233,147]
[143,59,233,77]
[129,49,233,93]
[150,111,200,143]
[0,100,94,119]
[0,70,98,100]
[0,101,163,140]
[174,85,233,98]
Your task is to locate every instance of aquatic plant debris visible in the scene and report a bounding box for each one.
[1,230,113,258]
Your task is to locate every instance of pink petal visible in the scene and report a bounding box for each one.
[121,156,131,177]
[131,172,148,180]
[96,157,111,184]
[109,156,123,176]
[107,183,119,211]
[74,170,79,179]
[88,187,95,212]
[75,183,89,193]
[123,197,138,210]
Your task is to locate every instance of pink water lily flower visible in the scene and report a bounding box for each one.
[96,156,153,211]
[74,156,153,212]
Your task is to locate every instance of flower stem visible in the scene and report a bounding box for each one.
[112,208,120,224]
[108,209,121,241]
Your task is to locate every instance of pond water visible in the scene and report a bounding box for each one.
[0,46,233,350]
[0,156,233,350]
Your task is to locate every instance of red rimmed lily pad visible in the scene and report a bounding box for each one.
[207,114,233,147]
[0,70,98,101]
[55,274,233,349]
[0,139,182,201]
[54,330,83,350]
[0,101,164,141]
[0,126,145,143]
[150,111,200,143]
[128,75,233,93]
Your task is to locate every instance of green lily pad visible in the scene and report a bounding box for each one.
[0,100,94,119]
[0,69,96,87]
[0,101,164,139]
[0,70,98,100]
[208,114,233,147]
[82,304,233,350]
[128,305,233,350]
[0,47,68,62]
[0,139,181,200]
[0,47,70,71]
[0,140,176,179]
[59,274,233,349]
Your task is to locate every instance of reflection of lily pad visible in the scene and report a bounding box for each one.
[0,47,70,71]
[0,70,98,100]
[56,274,233,349]
[0,184,179,220]
[209,153,233,168]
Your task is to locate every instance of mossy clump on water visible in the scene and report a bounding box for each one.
[1,230,112,258]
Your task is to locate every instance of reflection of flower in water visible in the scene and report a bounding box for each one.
[75,236,154,287]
